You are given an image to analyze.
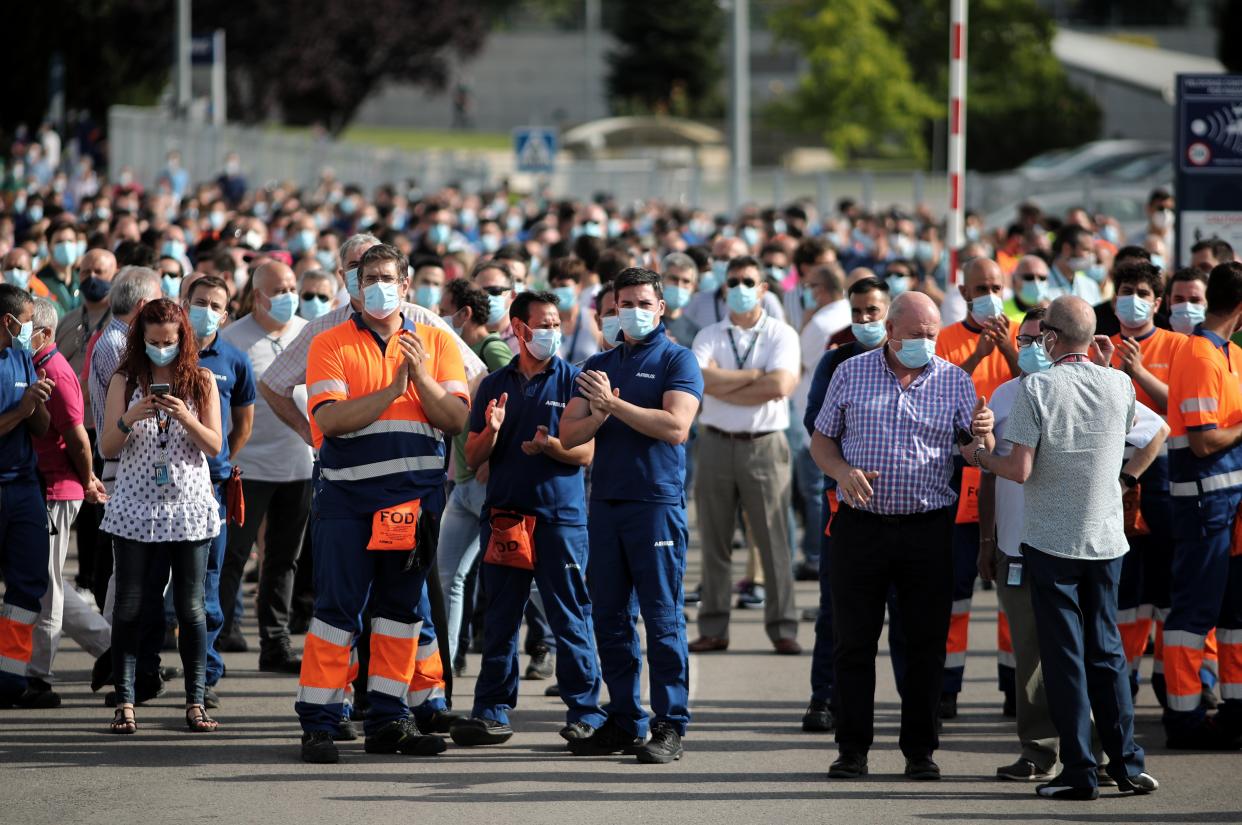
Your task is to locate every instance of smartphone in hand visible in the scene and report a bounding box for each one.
[151,383,171,396]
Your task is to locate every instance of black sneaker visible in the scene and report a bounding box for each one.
[302,730,340,763]
[216,626,249,653]
[996,758,1053,781]
[559,721,595,742]
[258,638,303,674]
[828,751,868,779]
[801,700,834,732]
[334,720,358,741]
[736,583,766,609]
[449,716,514,747]
[204,686,220,709]
[905,755,941,780]
[1002,690,1016,717]
[1115,772,1159,795]
[544,683,561,697]
[524,647,554,680]
[683,586,701,606]
[416,710,464,735]
[636,722,682,764]
[365,717,449,755]
[16,678,60,709]
[1036,780,1099,800]
[938,692,958,719]
[568,718,644,756]
[794,562,819,582]
[91,648,113,692]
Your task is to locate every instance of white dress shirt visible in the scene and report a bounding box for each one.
[792,299,850,423]
[691,312,801,433]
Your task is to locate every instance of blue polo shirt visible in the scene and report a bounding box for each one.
[198,332,256,482]
[470,355,586,525]
[0,346,39,483]
[576,323,703,504]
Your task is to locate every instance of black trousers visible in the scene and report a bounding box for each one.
[219,479,312,647]
[830,504,954,758]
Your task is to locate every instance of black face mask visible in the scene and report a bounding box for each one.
[80,276,111,303]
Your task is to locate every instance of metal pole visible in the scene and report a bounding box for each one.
[211,29,226,127]
[728,0,750,212]
[946,0,967,286]
[175,0,192,118]
[584,0,601,121]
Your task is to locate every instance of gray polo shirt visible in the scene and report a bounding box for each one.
[1004,360,1136,561]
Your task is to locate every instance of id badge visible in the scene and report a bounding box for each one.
[1006,561,1023,587]
[153,462,171,486]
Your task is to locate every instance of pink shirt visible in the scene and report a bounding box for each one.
[32,347,85,501]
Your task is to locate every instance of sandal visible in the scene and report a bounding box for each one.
[185,704,219,733]
[110,704,137,735]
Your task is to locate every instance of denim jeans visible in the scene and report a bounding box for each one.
[437,478,487,663]
[112,537,210,706]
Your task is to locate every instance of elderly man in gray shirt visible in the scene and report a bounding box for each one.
[966,296,1158,801]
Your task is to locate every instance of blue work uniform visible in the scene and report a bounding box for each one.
[197,332,255,687]
[469,355,604,730]
[0,346,50,700]
[579,323,703,738]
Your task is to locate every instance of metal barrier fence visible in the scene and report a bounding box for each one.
[108,106,1167,221]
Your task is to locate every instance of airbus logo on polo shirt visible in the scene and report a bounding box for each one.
[654,539,675,547]
[545,400,566,408]
[14,382,27,389]
[212,372,228,383]
[636,372,656,379]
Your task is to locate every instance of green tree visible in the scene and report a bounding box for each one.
[766,0,941,163]
[887,0,1101,171]
[607,0,726,117]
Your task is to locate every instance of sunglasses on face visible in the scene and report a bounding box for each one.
[481,285,510,297]
[726,277,757,289]
[301,292,331,302]
[1020,273,1048,282]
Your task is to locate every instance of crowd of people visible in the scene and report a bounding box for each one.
[1,131,1240,798]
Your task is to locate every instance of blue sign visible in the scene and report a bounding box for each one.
[513,128,557,174]
[1175,74,1242,267]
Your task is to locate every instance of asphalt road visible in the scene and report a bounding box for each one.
[3,534,1239,825]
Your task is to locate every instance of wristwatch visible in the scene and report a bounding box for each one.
[972,445,987,468]
[1120,472,1138,489]
[117,416,132,435]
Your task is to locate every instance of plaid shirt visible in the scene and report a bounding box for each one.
[815,346,975,515]
[261,301,486,397]
[88,317,130,435]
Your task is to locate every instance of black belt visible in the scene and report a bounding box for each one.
[838,504,951,525]
[704,425,776,441]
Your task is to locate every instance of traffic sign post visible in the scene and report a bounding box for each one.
[513,127,558,174]
[1175,74,1242,267]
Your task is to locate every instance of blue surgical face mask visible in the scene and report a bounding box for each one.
[487,293,508,326]
[970,293,1004,325]
[161,275,182,298]
[741,226,760,248]
[161,239,186,260]
[801,285,817,311]
[619,307,658,339]
[52,241,78,268]
[267,291,298,324]
[414,284,442,309]
[525,327,561,361]
[363,281,400,320]
[189,304,221,338]
[1149,253,1166,271]
[427,223,451,246]
[344,267,360,299]
[301,296,332,320]
[4,269,30,290]
[480,233,502,253]
[1115,294,1152,326]
[700,264,724,293]
[6,315,32,351]
[1019,277,1049,305]
[27,205,43,223]
[768,265,788,282]
[852,320,885,348]
[316,250,337,271]
[1100,224,1120,244]
[1170,301,1206,334]
[209,211,226,231]
[892,337,935,369]
[1085,263,1108,283]
[601,314,622,345]
[663,285,691,311]
[552,286,577,312]
[915,240,935,263]
[886,274,910,296]
[726,284,759,314]
[288,229,315,255]
[145,341,179,366]
[1018,341,1053,375]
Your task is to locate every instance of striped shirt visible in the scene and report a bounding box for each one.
[262,301,485,398]
[815,346,976,515]
[88,317,130,436]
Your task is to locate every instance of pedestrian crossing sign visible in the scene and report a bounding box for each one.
[514,127,558,173]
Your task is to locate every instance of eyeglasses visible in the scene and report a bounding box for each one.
[359,274,401,287]
[480,285,510,297]
[726,277,757,289]
[1020,273,1048,282]
[1016,335,1039,347]
[301,293,331,302]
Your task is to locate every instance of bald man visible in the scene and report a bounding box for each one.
[811,290,994,781]
[970,295,1156,799]
[55,248,117,377]
[218,260,314,674]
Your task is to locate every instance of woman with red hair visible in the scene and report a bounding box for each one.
[99,298,223,734]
